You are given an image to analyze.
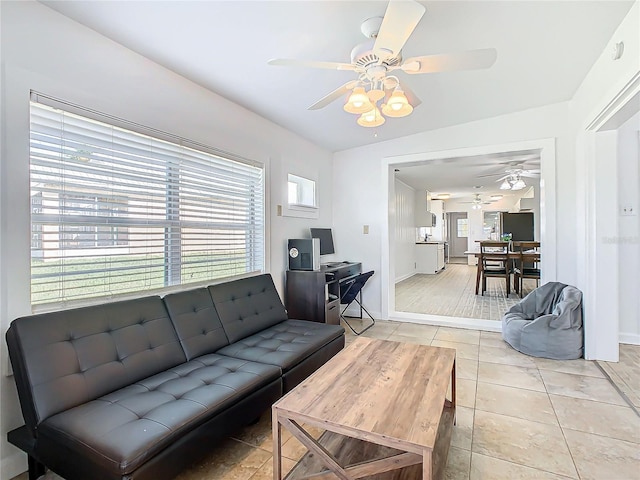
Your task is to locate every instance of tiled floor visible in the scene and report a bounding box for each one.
[12,321,640,480]
[395,264,537,321]
[599,343,640,410]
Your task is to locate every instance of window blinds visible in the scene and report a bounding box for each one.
[30,98,264,306]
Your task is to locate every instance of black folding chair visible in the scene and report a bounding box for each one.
[339,270,375,335]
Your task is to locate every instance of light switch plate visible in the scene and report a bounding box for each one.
[363,225,369,234]
[620,205,636,216]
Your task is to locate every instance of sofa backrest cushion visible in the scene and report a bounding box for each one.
[163,288,230,360]
[6,296,185,432]
[208,274,288,343]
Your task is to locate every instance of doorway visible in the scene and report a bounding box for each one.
[382,139,557,330]
[447,212,468,263]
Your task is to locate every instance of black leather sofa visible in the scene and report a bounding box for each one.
[6,274,345,480]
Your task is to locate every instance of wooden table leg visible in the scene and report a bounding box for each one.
[451,359,456,426]
[423,449,433,479]
[475,262,482,295]
[273,408,282,480]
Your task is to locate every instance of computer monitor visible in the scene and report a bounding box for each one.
[310,228,335,255]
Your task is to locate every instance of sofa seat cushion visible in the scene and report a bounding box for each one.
[216,319,344,371]
[37,354,280,475]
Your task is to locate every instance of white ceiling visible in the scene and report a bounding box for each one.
[394,149,540,203]
[41,0,633,153]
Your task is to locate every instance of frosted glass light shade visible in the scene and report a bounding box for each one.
[512,178,526,190]
[381,90,413,118]
[500,179,511,190]
[368,88,385,102]
[344,87,373,114]
[357,107,385,127]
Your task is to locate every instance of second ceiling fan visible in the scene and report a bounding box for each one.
[268,0,498,127]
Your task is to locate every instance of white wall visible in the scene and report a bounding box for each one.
[332,1,639,359]
[394,179,416,282]
[0,2,334,477]
[617,114,640,344]
[570,1,639,359]
[333,101,569,316]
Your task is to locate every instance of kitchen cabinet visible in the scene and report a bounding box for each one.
[415,191,435,226]
[429,199,445,240]
[416,242,445,274]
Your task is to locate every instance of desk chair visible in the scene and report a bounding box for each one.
[476,241,511,296]
[513,241,541,297]
[339,270,375,335]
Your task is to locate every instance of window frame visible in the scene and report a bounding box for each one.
[283,172,319,219]
[29,93,266,309]
[287,173,317,209]
[456,218,469,238]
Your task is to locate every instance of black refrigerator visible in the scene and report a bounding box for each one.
[501,212,535,241]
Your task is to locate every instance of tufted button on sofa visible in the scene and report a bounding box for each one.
[6,274,344,480]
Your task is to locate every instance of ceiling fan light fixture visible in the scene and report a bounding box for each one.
[381,90,413,118]
[471,203,482,210]
[357,107,385,127]
[368,86,386,102]
[499,179,511,190]
[344,87,373,114]
[512,177,526,190]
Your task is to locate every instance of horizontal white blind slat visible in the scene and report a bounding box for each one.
[30,101,265,307]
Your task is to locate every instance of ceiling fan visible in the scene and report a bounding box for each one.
[268,0,497,126]
[476,161,540,191]
[462,194,492,209]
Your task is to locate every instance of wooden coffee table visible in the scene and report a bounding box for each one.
[272,337,456,480]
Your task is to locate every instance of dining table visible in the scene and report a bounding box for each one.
[464,246,540,295]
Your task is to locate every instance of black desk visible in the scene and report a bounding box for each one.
[285,262,362,325]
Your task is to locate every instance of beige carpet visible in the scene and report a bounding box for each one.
[395,264,537,321]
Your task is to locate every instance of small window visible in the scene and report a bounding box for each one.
[457,219,469,238]
[287,174,317,209]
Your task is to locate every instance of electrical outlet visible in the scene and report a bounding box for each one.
[620,205,636,216]
[363,225,369,234]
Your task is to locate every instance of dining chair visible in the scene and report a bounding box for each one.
[513,241,541,297]
[476,241,511,296]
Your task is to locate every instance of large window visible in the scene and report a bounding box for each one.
[30,98,264,306]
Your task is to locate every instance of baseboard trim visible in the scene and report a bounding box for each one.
[619,333,640,345]
[388,311,501,332]
[394,272,415,283]
[1,450,26,480]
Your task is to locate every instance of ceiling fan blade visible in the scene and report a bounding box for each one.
[268,58,356,71]
[398,79,421,108]
[308,80,359,110]
[476,172,504,178]
[401,48,497,74]
[373,0,426,61]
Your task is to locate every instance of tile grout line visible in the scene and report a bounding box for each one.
[594,360,640,417]
[540,365,583,480]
